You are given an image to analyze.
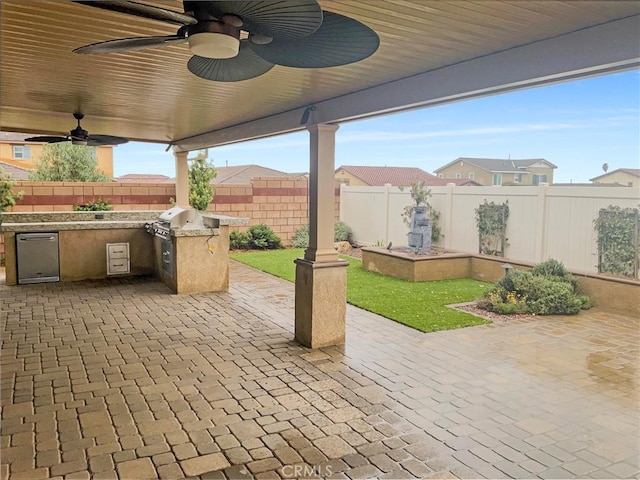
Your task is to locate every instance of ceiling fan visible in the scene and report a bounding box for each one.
[72,1,380,82]
[24,113,129,146]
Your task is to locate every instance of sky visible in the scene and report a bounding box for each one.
[113,70,639,183]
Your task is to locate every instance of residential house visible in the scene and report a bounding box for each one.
[0,131,114,178]
[335,165,477,187]
[434,157,556,186]
[589,168,640,187]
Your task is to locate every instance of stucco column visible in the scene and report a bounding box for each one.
[305,123,340,262]
[294,123,348,348]
[174,150,189,207]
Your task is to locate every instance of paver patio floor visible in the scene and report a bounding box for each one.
[1,261,638,479]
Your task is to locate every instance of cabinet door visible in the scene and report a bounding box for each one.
[107,243,130,275]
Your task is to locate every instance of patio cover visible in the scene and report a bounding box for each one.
[1,1,638,149]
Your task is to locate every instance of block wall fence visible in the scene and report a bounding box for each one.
[0,176,340,260]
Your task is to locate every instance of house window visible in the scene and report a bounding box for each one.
[533,174,547,185]
[12,145,30,159]
[492,173,502,186]
[514,173,521,183]
[455,173,461,179]
[437,174,444,179]
[468,172,475,180]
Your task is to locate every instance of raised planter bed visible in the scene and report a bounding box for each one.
[361,247,640,317]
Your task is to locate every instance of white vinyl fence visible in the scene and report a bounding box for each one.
[339,183,640,275]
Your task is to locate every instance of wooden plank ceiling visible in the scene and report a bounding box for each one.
[1,1,638,147]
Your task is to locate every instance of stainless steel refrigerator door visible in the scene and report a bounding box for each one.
[16,232,60,284]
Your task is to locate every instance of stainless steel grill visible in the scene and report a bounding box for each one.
[145,206,204,240]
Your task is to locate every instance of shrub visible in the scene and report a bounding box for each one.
[292,225,309,248]
[529,258,577,291]
[291,222,354,248]
[483,259,589,316]
[1,167,24,212]
[247,224,282,250]
[73,198,112,211]
[334,221,354,244]
[230,231,250,250]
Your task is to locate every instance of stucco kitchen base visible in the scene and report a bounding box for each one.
[294,258,348,348]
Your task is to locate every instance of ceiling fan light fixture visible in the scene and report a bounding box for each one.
[72,139,88,146]
[189,32,239,58]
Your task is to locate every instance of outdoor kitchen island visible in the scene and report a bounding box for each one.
[1,209,247,294]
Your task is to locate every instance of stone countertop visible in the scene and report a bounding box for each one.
[1,220,148,233]
[1,210,249,233]
[201,213,249,226]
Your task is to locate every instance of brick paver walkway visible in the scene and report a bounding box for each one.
[1,261,638,479]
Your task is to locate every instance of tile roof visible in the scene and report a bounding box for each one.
[114,174,173,183]
[0,161,31,180]
[213,165,290,184]
[435,157,556,173]
[337,165,444,186]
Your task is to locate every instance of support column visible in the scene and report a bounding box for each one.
[174,150,189,207]
[295,123,348,348]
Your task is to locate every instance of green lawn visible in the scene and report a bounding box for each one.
[230,249,491,333]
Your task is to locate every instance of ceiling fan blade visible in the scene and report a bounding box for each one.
[87,135,129,146]
[23,136,69,143]
[74,1,197,25]
[74,35,186,54]
[187,41,274,82]
[197,0,322,39]
[252,12,379,68]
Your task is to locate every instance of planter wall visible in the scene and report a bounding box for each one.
[362,247,639,317]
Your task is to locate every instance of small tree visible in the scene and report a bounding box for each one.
[1,167,24,212]
[29,143,110,182]
[400,180,442,242]
[188,151,217,211]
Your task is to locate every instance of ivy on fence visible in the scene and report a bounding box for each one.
[475,200,509,256]
[593,205,640,278]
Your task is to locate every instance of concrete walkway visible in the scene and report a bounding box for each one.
[1,261,638,479]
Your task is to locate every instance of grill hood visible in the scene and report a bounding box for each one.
[158,206,204,229]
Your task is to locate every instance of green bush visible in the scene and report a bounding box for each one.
[483,259,590,316]
[291,222,354,248]
[529,258,577,291]
[292,225,309,248]
[73,199,113,211]
[334,221,354,244]
[230,231,250,250]
[247,224,282,250]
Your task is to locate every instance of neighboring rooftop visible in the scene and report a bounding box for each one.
[213,165,291,184]
[0,161,30,180]
[337,165,436,186]
[435,157,557,173]
[590,168,640,182]
[114,174,173,183]
[0,131,34,143]
[336,165,478,187]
